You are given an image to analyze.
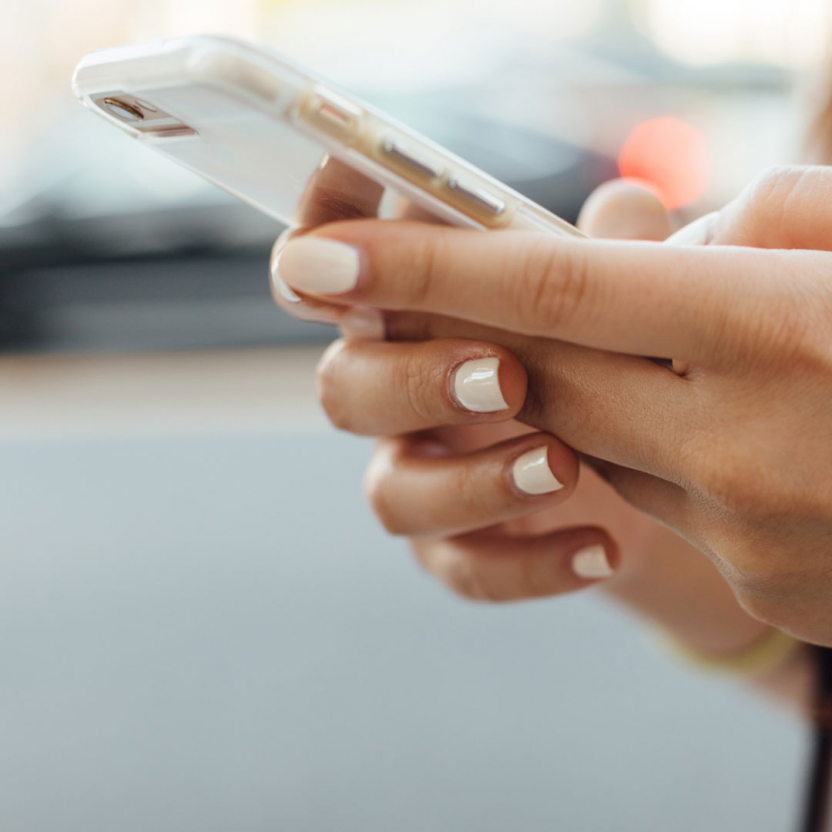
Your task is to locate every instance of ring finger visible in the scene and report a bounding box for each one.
[366,432,580,538]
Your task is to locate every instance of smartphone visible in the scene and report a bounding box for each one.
[73,35,583,237]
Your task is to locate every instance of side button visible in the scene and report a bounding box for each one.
[381,138,444,180]
[447,177,506,216]
[299,87,362,141]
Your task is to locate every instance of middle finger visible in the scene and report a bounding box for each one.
[316,337,528,436]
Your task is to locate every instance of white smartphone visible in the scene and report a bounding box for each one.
[73,35,583,238]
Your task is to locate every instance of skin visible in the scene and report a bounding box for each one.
[269,158,797,664]
[271,163,832,656]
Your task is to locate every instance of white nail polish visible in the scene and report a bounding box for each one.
[665,211,718,246]
[272,271,302,303]
[512,447,564,495]
[453,357,509,413]
[277,238,361,295]
[270,229,302,302]
[572,546,614,580]
[338,306,386,340]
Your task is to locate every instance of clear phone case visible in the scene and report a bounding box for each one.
[73,35,583,237]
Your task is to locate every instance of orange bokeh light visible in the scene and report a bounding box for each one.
[617,116,710,210]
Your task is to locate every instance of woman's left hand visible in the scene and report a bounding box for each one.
[274,165,832,645]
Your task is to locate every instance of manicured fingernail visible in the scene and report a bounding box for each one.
[665,211,718,246]
[277,238,360,295]
[338,306,386,340]
[453,357,509,413]
[512,446,564,495]
[272,273,302,303]
[270,230,302,302]
[572,545,614,580]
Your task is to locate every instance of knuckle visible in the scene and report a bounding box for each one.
[402,232,443,309]
[316,341,354,432]
[739,165,809,247]
[438,547,556,604]
[760,295,810,356]
[681,419,786,521]
[433,548,489,602]
[725,284,831,373]
[747,165,803,207]
[367,488,404,535]
[766,287,832,374]
[415,541,515,604]
[516,239,594,333]
[692,449,772,519]
[363,450,406,535]
[749,165,805,201]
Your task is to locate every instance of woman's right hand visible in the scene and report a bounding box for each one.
[272,165,663,598]
[271,166,771,658]
[311,181,679,600]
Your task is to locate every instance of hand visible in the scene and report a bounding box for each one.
[270,168,768,656]
[272,162,650,598]
[274,165,832,646]
[272,162,673,597]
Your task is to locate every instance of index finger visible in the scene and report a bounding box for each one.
[293,155,385,226]
[275,219,811,363]
[274,157,438,315]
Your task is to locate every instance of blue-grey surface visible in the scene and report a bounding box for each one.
[0,433,807,831]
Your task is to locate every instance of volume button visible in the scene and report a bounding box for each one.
[299,86,362,141]
[380,138,444,180]
[447,177,506,216]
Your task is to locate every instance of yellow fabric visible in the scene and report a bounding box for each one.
[662,627,803,678]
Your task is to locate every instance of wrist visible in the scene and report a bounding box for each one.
[661,625,803,678]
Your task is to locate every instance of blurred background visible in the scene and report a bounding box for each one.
[0,0,826,828]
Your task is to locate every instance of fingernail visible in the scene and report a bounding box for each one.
[665,211,718,246]
[277,237,361,295]
[270,229,302,303]
[272,271,302,303]
[512,446,564,495]
[338,306,386,340]
[453,357,509,413]
[572,545,614,580]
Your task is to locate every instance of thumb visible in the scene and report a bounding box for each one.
[578,179,674,241]
[665,166,832,252]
